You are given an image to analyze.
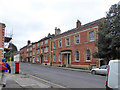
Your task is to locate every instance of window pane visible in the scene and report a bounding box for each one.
[59,53,62,62]
[44,46,48,53]
[66,38,70,46]
[37,43,39,47]
[41,42,43,45]
[86,49,90,61]
[89,31,95,41]
[53,42,56,49]
[45,40,48,44]
[75,51,79,61]
[41,48,43,53]
[59,40,62,48]
[53,54,56,62]
[37,57,39,61]
[75,35,79,44]
[45,56,48,61]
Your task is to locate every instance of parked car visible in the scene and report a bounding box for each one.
[106,60,120,90]
[91,65,108,75]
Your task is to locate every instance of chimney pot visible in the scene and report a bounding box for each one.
[76,20,81,28]
[27,40,31,45]
[55,27,61,35]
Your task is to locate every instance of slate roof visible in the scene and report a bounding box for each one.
[20,18,104,50]
[52,18,104,39]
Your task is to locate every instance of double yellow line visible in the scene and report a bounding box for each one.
[29,74,66,88]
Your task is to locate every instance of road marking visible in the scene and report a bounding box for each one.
[29,74,66,88]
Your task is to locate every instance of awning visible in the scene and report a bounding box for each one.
[61,49,72,54]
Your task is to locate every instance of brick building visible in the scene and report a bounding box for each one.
[0,23,5,61]
[0,23,12,62]
[51,19,104,69]
[20,34,53,66]
[20,18,104,69]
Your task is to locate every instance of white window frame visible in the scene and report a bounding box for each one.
[59,53,62,62]
[27,48,29,52]
[53,42,56,49]
[53,54,56,62]
[86,49,91,61]
[41,42,43,45]
[37,43,39,47]
[45,40,48,44]
[45,55,48,62]
[59,40,62,48]
[66,38,70,46]
[33,50,35,55]
[89,31,95,42]
[37,57,39,62]
[30,52,32,56]
[37,49,39,54]
[75,35,79,44]
[41,48,43,53]
[75,51,79,62]
[30,47,32,51]
[44,46,48,53]
[33,44,35,48]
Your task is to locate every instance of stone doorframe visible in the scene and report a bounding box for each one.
[61,50,71,67]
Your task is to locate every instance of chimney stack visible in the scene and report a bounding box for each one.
[27,40,31,45]
[55,27,61,35]
[76,20,81,28]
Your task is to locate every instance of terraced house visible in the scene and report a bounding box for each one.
[20,34,53,66]
[20,18,104,70]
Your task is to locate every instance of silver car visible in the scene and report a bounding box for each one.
[91,65,108,75]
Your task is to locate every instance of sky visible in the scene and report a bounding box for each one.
[0,0,120,50]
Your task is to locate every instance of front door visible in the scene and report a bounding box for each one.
[41,56,43,64]
[33,57,35,64]
[64,53,71,67]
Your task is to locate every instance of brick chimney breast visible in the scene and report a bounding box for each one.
[76,20,81,28]
[27,40,31,45]
[55,27,61,35]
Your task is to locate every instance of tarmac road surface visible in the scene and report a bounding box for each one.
[19,62,106,88]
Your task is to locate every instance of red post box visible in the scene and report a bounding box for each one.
[15,62,19,74]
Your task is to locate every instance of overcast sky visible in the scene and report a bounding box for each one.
[0,0,120,50]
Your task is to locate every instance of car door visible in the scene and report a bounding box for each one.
[98,65,107,74]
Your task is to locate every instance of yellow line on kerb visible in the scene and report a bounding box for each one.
[29,74,66,88]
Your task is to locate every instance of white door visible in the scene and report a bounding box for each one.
[33,57,35,63]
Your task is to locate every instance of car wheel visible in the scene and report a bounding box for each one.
[92,70,96,75]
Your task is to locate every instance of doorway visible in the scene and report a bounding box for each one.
[41,56,43,64]
[64,53,71,67]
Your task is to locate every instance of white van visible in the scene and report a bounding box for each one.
[106,60,120,90]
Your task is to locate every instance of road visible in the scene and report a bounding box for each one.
[19,63,106,88]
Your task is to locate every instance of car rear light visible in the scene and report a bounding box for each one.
[106,65,110,86]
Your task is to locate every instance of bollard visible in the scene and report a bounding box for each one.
[15,62,19,74]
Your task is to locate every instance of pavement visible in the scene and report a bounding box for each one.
[1,63,91,89]
[1,64,50,90]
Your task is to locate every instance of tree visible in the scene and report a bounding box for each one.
[93,3,120,63]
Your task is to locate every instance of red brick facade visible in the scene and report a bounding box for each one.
[0,23,5,61]
[20,18,104,69]
[20,36,52,66]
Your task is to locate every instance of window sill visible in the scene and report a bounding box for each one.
[66,45,70,47]
[58,61,62,62]
[86,60,91,62]
[75,60,80,62]
[89,40,95,42]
